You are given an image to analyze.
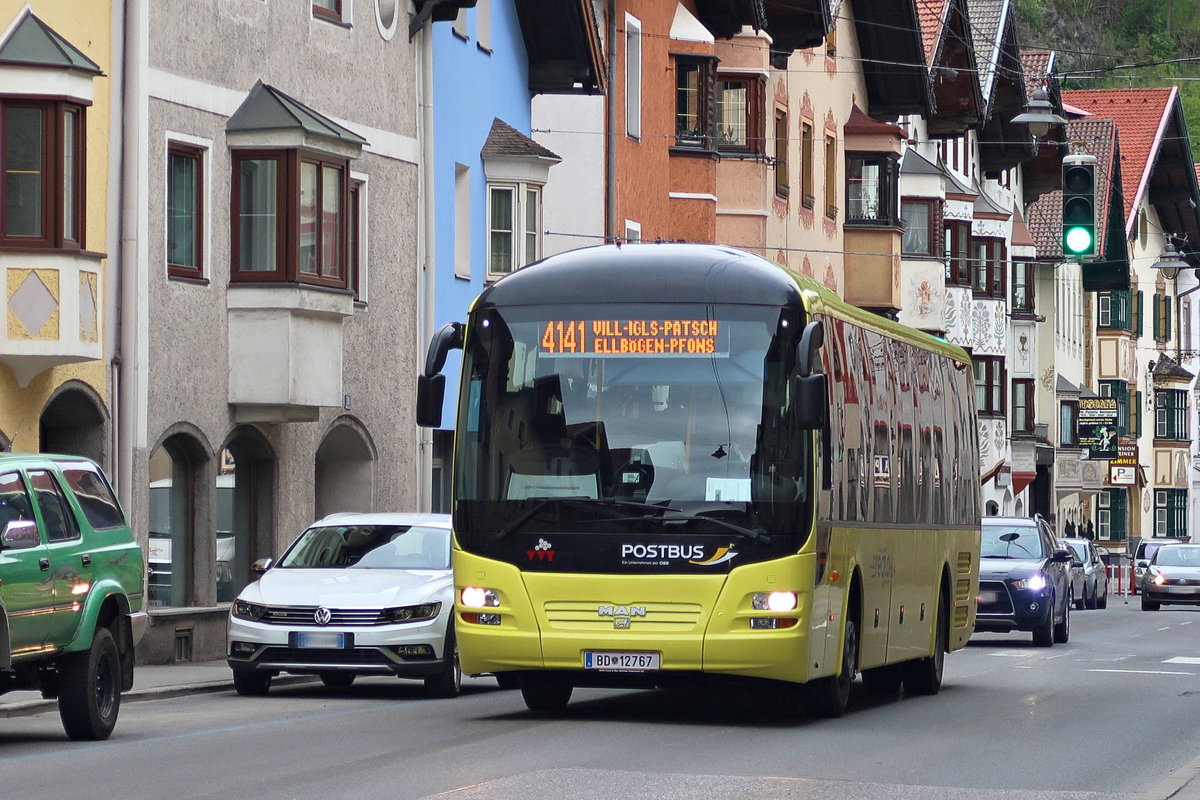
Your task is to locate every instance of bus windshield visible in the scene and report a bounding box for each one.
[453,303,812,551]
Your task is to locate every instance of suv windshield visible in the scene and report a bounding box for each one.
[981,524,1047,559]
[277,525,449,569]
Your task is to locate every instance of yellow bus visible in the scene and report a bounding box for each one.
[418,243,980,716]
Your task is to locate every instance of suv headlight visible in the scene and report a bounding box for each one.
[232,599,268,620]
[1013,574,1047,592]
[380,602,441,623]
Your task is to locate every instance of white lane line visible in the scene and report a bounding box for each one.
[1165,657,1200,664]
[989,652,1038,658]
[1158,626,1171,632]
[1086,668,1194,676]
[1182,621,1194,625]
[1014,665,1032,669]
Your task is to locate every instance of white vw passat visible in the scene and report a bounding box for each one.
[227,512,459,697]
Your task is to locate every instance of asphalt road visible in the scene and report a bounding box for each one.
[1,600,1197,800]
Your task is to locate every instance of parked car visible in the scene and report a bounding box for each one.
[227,512,458,697]
[1139,543,1200,611]
[1060,538,1109,609]
[0,454,147,739]
[1132,538,1182,595]
[975,516,1073,647]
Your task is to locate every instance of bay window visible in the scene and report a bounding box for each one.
[231,150,349,288]
[845,153,897,226]
[487,182,541,279]
[1,98,86,249]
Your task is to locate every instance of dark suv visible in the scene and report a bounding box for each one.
[0,454,146,739]
[975,516,1073,647]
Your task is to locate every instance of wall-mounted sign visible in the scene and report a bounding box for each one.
[1078,398,1119,460]
[1110,464,1136,485]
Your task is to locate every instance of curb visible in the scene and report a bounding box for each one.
[0,674,319,720]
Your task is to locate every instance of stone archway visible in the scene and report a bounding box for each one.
[314,418,376,519]
[148,428,214,608]
[219,426,276,602]
[40,381,108,465]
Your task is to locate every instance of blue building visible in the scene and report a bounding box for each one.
[429,0,604,509]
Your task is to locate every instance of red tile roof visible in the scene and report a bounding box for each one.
[1062,88,1176,230]
[914,0,949,65]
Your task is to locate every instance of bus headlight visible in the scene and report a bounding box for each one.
[461,586,500,608]
[752,591,797,612]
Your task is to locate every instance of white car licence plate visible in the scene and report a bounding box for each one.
[583,651,660,671]
[295,632,346,649]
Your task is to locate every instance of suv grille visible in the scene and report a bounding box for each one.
[977,580,1015,615]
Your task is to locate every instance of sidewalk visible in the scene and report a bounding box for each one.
[0,659,315,719]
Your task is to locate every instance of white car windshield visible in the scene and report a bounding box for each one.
[1154,547,1200,567]
[277,524,450,569]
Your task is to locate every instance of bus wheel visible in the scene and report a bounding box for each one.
[520,675,572,713]
[904,597,946,696]
[808,614,857,718]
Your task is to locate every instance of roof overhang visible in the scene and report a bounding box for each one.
[853,0,932,119]
[513,0,605,94]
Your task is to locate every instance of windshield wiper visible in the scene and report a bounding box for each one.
[661,513,772,545]
[495,497,678,540]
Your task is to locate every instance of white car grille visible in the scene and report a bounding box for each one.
[260,606,385,626]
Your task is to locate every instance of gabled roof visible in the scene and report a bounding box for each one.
[919,0,984,136]
[1026,118,1118,259]
[0,10,101,74]
[915,0,949,66]
[481,118,561,161]
[968,0,1005,116]
[226,81,367,146]
[1062,89,1195,235]
[972,0,1034,172]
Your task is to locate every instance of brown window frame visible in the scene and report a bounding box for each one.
[773,109,788,199]
[971,236,1006,299]
[1011,258,1035,315]
[311,0,342,23]
[714,74,765,155]
[673,54,716,150]
[230,149,350,289]
[800,120,814,208]
[167,143,204,280]
[1012,378,1035,434]
[0,97,87,251]
[824,133,838,219]
[944,220,970,286]
[974,355,1006,417]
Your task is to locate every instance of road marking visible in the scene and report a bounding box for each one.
[1158,626,1171,631]
[989,652,1037,658]
[1182,620,1194,625]
[1086,668,1194,676]
[1165,657,1200,665]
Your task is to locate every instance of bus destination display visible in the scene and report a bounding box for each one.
[539,319,727,357]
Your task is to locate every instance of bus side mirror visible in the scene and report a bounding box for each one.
[417,322,463,429]
[417,374,446,428]
[793,373,827,430]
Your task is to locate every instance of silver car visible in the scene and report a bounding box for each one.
[226,512,459,697]
[1060,538,1109,609]
[1140,544,1200,611]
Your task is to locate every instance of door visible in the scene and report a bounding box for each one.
[27,469,90,647]
[0,470,51,656]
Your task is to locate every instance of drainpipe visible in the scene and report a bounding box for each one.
[606,0,616,242]
[417,17,436,511]
[115,0,147,516]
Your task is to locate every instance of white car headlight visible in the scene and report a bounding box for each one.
[380,602,441,623]
[232,599,268,620]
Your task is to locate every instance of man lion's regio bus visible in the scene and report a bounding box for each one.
[418,243,980,716]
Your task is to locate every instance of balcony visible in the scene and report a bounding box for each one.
[1,251,104,386]
[226,285,353,423]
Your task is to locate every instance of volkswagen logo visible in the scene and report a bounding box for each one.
[314,607,332,625]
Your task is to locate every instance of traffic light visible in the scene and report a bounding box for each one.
[1062,154,1097,259]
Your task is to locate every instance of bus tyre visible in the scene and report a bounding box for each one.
[520,675,572,713]
[1053,602,1070,644]
[320,672,356,690]
[233,670,272,696]
[58,626,121,741]
[809,614,857,718]
[904,597,946,696]
[425,628,461,698]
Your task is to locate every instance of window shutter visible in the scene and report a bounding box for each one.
[1166,300,1173,340]
[1154,294,1162,340]
[1135,290,1143,335]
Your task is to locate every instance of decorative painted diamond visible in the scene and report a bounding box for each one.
[79,272,97,341]
[11,271,57,338]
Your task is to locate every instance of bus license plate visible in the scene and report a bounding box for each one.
[583,651,660,671]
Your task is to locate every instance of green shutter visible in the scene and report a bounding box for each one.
[1153,294,1162,340]
[1166,300,1173,340]
[1135,291,1143,335]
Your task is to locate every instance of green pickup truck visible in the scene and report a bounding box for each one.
[0,453,146,740]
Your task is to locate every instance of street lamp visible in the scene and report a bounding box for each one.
[1011,85,1068,139]
[1152,241,1190,279]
